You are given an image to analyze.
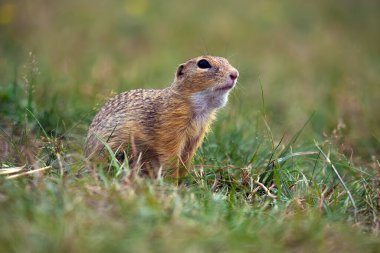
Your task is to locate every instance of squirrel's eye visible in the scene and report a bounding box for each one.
[197,59,212,69]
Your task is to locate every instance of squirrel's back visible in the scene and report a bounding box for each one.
[86,88,167,156]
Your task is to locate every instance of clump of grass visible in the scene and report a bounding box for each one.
[0,102,378,252]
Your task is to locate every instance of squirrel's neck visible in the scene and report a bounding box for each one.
[162,87,216,129]
[190,89,228,117]
[166,88,218,119]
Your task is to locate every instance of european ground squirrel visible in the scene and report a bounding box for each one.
[86,55,239,178]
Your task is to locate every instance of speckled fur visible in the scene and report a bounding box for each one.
[86,55,239,178]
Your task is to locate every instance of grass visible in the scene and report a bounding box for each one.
[0,0,379,252]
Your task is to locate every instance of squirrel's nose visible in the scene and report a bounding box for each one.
[229,70,239,81]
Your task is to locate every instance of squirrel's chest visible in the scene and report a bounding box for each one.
[183,110,215,147]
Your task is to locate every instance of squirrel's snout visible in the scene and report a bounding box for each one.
[229,70,239,81]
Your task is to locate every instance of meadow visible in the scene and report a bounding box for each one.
[0,0,379,252]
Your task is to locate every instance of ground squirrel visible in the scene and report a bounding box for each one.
[86,55,239,178]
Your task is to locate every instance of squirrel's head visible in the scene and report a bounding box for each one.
[172,55,239,94]
[172,56,239,111]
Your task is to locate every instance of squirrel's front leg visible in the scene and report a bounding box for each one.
[179,133,205,177]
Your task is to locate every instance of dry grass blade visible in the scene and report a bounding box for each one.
[253,178,277,199]
[314,140,358,220]
[6,166,52,179]
[0,165,26,175]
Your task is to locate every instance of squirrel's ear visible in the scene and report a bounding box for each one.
[176,64,184,78]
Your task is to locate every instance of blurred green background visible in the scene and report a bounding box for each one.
[1,0,379,158]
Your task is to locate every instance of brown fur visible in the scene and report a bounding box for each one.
[85,55,238,178]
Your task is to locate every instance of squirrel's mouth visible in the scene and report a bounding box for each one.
[216,80,236,92]
[216,84,234,91]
